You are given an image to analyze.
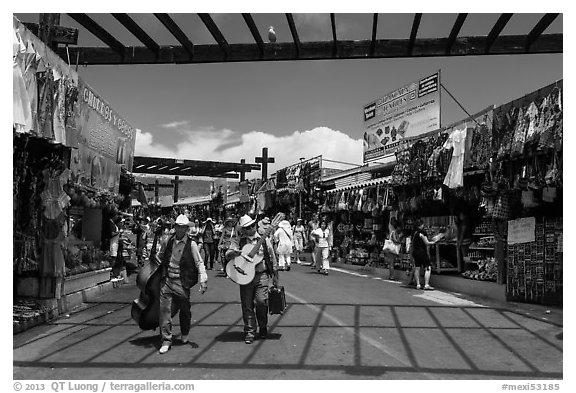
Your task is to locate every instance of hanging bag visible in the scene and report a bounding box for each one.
[337,191,348,211]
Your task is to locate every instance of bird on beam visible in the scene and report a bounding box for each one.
[268,26,277,43]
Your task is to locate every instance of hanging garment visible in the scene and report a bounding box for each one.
[22,39,40,133]
[443,127,467,189]
[52,71,67,144]
[468,122,492,169]
[40,168,71,219]
[37,68,55,140]
[524,101,539,143]
[13,29,32,133]
[510,107,527,157]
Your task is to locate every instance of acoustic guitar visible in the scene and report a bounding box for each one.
[226,213,284,286]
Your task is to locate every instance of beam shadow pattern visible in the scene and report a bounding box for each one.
[14,300,562,379]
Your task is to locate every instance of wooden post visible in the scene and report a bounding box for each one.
[172,175,181,203]
[155,179,159,204]
[39,13,61,51]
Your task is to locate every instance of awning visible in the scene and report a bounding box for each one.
[326,176,391,193]
[173,195,212,206]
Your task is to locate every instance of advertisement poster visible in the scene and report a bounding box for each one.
[508,217,536,245]
[68,78,137,192]
[363,71,441,163]
[69,144,122,193]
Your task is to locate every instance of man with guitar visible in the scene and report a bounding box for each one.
[158,214,208,354]
[225,214,280,344]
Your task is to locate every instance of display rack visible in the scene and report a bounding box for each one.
[428,241,460,273]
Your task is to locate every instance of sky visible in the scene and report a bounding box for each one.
[11,9,564,178]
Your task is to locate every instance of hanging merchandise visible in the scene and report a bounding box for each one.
[467,114,492,169]
[443,126,468,189]
[13,28,32,134]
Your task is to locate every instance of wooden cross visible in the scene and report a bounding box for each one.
[239,159,247,182]
[255,147,275,181]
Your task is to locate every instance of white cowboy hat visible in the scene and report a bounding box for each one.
[175,214,190,226]
[238,214,256,228]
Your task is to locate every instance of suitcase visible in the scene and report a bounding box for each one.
[269,286,287,315]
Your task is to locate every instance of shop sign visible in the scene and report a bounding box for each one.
[68,79,137,192]
[363,71,441,163]
[239,181,250,203]
[76,79,136,170]
[159,195,174,207]
[507,217,536,245]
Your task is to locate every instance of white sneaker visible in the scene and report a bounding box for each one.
[180,334,189,344]
[416,284,421,290]
[159,344,170,354]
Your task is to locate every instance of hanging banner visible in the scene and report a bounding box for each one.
[508,217,536,245]
[73,79,136,171]
[363,71,441,163]
[69,144,122,192]
[68,79,137,192]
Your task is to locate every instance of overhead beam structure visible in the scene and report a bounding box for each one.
[58,34,562,65]
[112,13,160,56]
[133,156,260,179]
[242,13,265,56]
[198,13,230,57]
[154,13,195,58]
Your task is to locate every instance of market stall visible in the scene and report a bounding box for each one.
[13,16,138,331]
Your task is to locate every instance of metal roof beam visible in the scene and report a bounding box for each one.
[285,13,301,57]
[526,13,560,50]
[330,13,337,53]
[446,13,468,54]
[485,13,513,52]
[407,13,422,55]
[242,13,264,56]
[198,13,230,57]
[112,13,160,55]
[68,13,125,57]
[370,13,379,56]
[154,13,195,57]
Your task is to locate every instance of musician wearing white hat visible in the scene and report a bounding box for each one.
[158,214,208,354]
[225,214,279,344]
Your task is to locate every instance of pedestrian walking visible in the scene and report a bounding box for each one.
[274,219,294,271]
[217,216,236,274]
[411,219,440,290]
[308,216,319,268]
[312,220,331,275]
[386,217,404,281]
[158,214,208,354]
[201,218,216,270]
[225,214,279,344]
[292,218,306,264]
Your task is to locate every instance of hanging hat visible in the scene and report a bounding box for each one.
[175,214,190,226]
[238,214,256,228]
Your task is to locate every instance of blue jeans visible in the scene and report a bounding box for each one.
[159,278,191,346]
[239,271,269,337]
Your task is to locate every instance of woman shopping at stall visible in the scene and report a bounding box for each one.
[292,218,307,264]
[411,219,441,290]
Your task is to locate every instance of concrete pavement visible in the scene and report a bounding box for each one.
[13,262,563,380]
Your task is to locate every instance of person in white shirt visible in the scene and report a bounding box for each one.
[312,220,331,275]
[274,219,294,271]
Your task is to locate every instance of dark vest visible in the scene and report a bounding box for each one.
[239,236,273,274]
[161,235,199,289]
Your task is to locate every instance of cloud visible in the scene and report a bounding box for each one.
[134,126,364,178]
[161,120,190,129]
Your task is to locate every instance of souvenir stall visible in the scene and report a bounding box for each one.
[323,177,391,268]
[13,16,138,331]
[489,81,563,305]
